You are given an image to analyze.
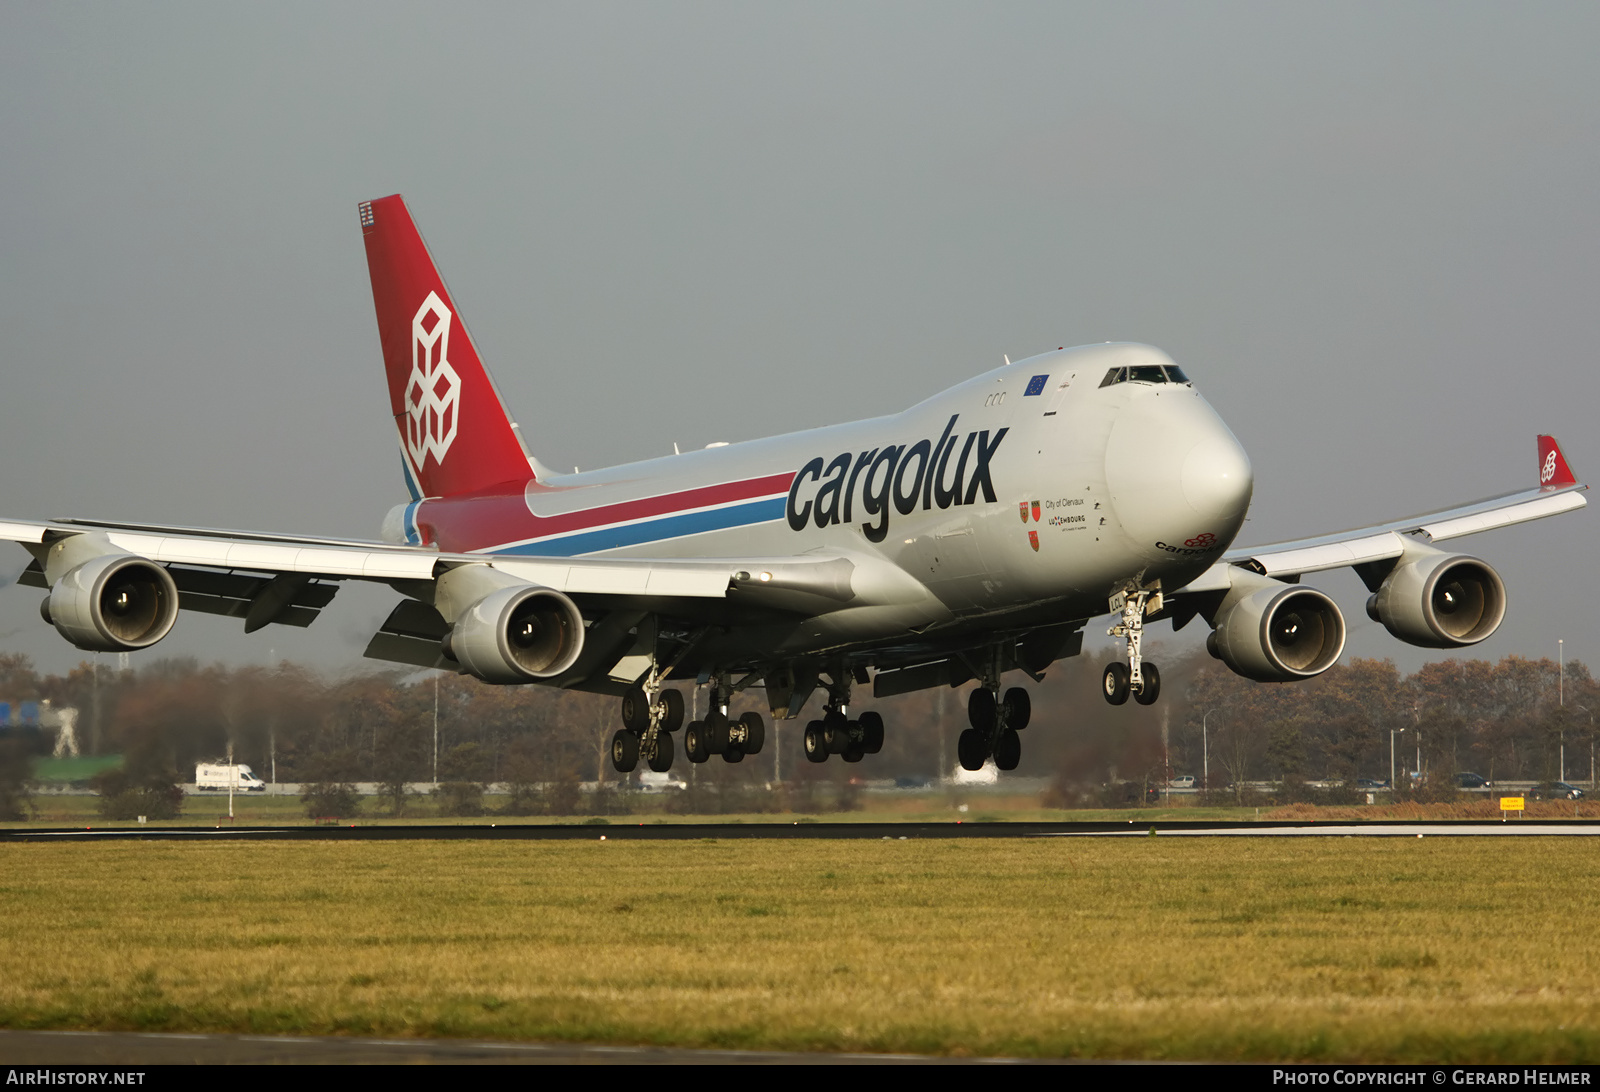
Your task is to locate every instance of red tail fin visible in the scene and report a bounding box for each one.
[361,195,534,499]
[1538,435,1576,491]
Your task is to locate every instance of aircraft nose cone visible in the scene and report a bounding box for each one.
[1104,388,1253,557]
[1182,431,1254,527]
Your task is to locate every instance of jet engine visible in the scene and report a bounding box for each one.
[1206,583,1346,682]
[41,553,179,652]
[1365,549,1505,649]
[444,584,585,684]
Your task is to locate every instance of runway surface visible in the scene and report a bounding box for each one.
[4,819,1598,841]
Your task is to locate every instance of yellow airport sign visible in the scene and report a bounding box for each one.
[1500,795,1525,812]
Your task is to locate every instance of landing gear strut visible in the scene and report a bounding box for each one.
[957,646,1030,772]
[1104,586,1162,707]
[801,668,885,764]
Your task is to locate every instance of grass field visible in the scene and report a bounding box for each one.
[2,837,1598,1060]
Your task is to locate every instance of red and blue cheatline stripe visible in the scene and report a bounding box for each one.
[416,472,797,556]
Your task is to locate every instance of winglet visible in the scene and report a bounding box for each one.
[1538,435,1578,492]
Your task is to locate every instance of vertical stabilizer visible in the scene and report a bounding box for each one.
[360,195,535,499]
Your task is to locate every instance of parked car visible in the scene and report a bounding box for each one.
[1166,775,1197,790]
[1454,772,1492,790]
[1529,781,1585,800]
[1355,778,1389,790]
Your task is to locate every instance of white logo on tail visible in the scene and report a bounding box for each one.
[1542,450,1558,484]
[405,292,462,467]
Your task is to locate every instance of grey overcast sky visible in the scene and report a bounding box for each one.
[1,2,1596,677]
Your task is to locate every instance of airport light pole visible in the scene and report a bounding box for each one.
[1202,710,1217,791]
[1391,726,1406,794]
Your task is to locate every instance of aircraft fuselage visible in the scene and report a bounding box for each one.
[393,342,1254,659]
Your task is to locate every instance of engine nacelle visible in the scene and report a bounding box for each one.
[1366,550,1505,649]
[1207,583,1346,682]
[42,553,180,652]
[445,584,585,684]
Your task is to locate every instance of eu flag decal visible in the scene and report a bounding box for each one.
[1023,374,1049,397]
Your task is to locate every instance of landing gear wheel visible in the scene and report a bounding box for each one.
[705,711,731,754]
[722,747,745,763]
[824,714,853,755]
[968,688,997,731]
[684,720,710,763]
[739,712,766,755]
[1002,687,1031,730]
[1103,663,1131,706]
[1133,663,1161,706]
[658,689,685,732]
[994,728,1021,771]
[957,728,988,771]
[620,687,650,733]
[610,729,640,773]
[842,746,864,763]
[858,711,884,754]
[647,730,675,772]
[803,720,829,763]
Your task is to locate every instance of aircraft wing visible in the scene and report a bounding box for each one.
[0,515,915,662]
[1180,435,1586,594]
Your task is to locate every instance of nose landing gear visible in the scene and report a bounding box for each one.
[1104,586,1163,707]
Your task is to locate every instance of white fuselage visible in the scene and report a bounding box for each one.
[417,343,1253,660]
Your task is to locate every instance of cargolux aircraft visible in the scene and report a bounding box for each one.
[2,195,1586,774]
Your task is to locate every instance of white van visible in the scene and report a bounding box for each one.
[195,763,267,792]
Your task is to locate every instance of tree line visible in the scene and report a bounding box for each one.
[0,644,1592,817]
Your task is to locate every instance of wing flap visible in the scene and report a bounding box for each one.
[1237,532,1405,578]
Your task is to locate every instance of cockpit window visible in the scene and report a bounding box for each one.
[1101,364,1191,388]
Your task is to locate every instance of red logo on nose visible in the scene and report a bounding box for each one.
[1184,532,1217,549]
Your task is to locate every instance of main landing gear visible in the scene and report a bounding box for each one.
[958,683,1031,772]
[802,670,885,764]
[952,644,1031,772]
[610,672,770,773]
[610,681,684,774]
[1102,586,1161,707]
[684,707,766,765]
